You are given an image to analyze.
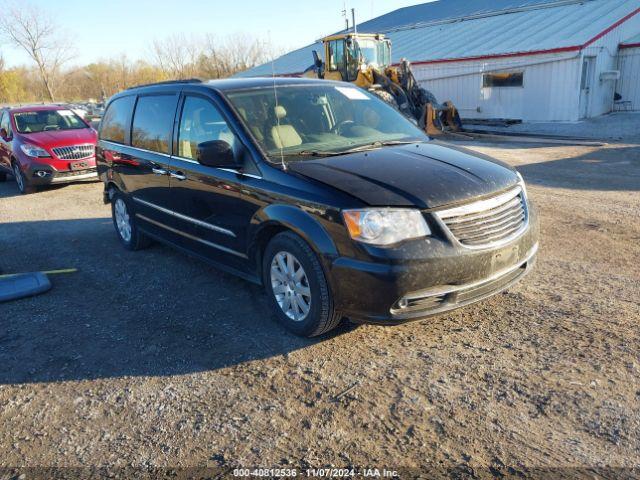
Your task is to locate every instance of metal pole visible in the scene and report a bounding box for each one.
[352,8,357,34]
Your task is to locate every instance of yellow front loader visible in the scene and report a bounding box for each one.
[303,33,462,136]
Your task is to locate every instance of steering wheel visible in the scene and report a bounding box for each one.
[330,120,355,136]
[43,125,60,131]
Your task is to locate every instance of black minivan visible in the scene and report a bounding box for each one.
[97,78,538,337]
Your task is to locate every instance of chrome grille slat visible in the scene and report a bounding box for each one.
[456,221,523,244]
[448,206,524,232]
[436,186,528,249]
[52,144,95,160]
[443,196,522,224]
[463,221,523,241]
[449,211,525,237]
[462,225,524,245]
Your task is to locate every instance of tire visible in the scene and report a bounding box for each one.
[110,190,152,251]
[371,89,399,109]
[12,162,35,194]
[262,231,342,337]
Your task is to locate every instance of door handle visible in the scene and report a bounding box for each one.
[169,171,187,181]
[151,167,168,175]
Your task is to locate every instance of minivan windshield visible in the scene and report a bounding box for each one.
[13,109,88,134]
[225,84,428,161]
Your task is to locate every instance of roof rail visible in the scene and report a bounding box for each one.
[125,78,204,90]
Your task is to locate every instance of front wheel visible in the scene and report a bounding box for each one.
[263,232,342,337]
[110,190,151,250]
[13,163,35,194]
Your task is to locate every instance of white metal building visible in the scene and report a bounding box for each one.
[617,33,640,111]
[239,0,640,122]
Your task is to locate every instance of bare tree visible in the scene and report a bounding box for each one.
[150,34,201,79]
[200,33,277,79]
[0,30,279,103]
[0,3,73,101]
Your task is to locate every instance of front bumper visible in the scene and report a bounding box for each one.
[328,204,539,324]
[23,160,98,185]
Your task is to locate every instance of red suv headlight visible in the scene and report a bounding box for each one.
[20,143,51,158]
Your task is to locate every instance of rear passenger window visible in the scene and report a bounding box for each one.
[131,95,177,154]
[100,96,135,144]
[177,96,236,160]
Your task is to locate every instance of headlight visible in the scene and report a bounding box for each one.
[342,208,431,246]
[20,143,51,158]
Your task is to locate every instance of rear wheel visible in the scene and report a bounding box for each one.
[12,162,35,194]
[263,231,341,337]
[111,190,152,250]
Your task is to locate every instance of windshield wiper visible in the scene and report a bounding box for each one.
[275,150,345,158]
[272,140,426,160]
[336,140,425,154]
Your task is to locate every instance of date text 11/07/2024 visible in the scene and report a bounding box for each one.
[233,468,400,477]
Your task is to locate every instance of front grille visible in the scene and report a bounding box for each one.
[436,186,527,248]
[52,144,95,160]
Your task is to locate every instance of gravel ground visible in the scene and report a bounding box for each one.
[466,111,640,142]
[0,139,639,478]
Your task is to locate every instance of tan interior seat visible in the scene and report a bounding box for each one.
[180,140,192,158]
[271,105,302,149]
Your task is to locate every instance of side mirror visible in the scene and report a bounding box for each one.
[0,128,9,141]
[196,140,237,168]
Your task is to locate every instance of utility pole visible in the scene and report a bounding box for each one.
[352,8,357,34]
[342,2,349,31]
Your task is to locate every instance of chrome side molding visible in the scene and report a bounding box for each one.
[136,214,247,259]
[132,197,236,237]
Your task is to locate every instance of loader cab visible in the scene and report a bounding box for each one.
[323,33,391,83]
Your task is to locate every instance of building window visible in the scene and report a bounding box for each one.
[482,72,524,88]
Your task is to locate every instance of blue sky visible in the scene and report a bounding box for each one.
[1,0,420,67]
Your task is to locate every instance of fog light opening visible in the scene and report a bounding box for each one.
[34,170,51,178]
[397,298,409,309]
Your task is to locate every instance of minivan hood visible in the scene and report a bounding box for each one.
[21,128,97,147]
[288,141,519,209]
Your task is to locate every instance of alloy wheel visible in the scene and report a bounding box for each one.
[270,251,312,322]
[114,198,132,243]
[13,164,24,192]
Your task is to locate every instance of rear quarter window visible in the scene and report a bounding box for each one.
[100,95,135,144]
[131,95,178,154]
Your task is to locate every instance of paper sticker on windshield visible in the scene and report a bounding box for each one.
[335,87,370,100]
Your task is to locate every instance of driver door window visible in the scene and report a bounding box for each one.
[345,42,358,81]
[178,96,236,160]
[328,40,346,79]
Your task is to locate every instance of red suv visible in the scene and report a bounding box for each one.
[0,105,98,194]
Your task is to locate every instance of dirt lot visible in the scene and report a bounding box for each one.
[0,139,639,478]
